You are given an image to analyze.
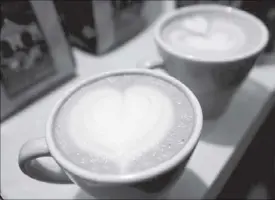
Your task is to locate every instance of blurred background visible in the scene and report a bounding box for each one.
[1,0,274,121]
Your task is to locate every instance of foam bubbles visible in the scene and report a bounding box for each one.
[179,139,185,145]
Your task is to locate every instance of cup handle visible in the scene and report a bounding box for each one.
[137,58,168,75]
[18,137,72,183]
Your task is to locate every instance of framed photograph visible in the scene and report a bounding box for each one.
[0,1,75,121]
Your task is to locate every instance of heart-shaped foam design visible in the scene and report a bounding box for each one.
[169,30,234,51]
[182,16,208,35]
[168,18,246,52]
[183,32,235,51]
[68,86,174,162]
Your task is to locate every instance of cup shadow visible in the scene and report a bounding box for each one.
[74,189,95,199]
[200,78,273,147]
[255,54,275,67]
[167,168,207,199]
[73,168,207,199]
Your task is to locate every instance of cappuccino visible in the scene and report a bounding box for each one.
[162,10,263,61]
[53,72,195,175]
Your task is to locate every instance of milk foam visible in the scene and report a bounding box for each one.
[54,74,195,175]
[162,13,247,60]
[68,85,174,170]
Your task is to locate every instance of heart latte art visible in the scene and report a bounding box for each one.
[54,74,195,174]
[162,13,248,60]
[69,86,174,163]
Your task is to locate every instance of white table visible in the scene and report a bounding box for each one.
[1,2,275,199]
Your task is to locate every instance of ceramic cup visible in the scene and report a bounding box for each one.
[139,4,269,119]
[18,69,203,199]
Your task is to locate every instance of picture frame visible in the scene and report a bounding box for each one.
[0,1,76,122]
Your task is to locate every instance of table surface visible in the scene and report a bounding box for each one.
[1,2,275,199]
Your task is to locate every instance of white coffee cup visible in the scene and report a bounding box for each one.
[140,4,269,119]
[18,69,203,199]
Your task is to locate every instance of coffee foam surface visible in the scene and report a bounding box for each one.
[162,13,247,60]
[68,85,174,169]
[53,74,195,175]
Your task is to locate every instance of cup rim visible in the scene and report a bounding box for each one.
[46,68,203,184]
[155,4,270,63]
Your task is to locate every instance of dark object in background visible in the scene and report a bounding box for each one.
[54,0,146,55]
[54,1,97,54]
[218,105,275,199]
[1,1,35,25]
[240,1,275,53]
[1,1,56,97]
[0,1,75,122]
[175,0,275,53]
[176,0,243,9]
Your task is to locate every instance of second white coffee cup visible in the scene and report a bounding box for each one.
[141,4,269,119]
